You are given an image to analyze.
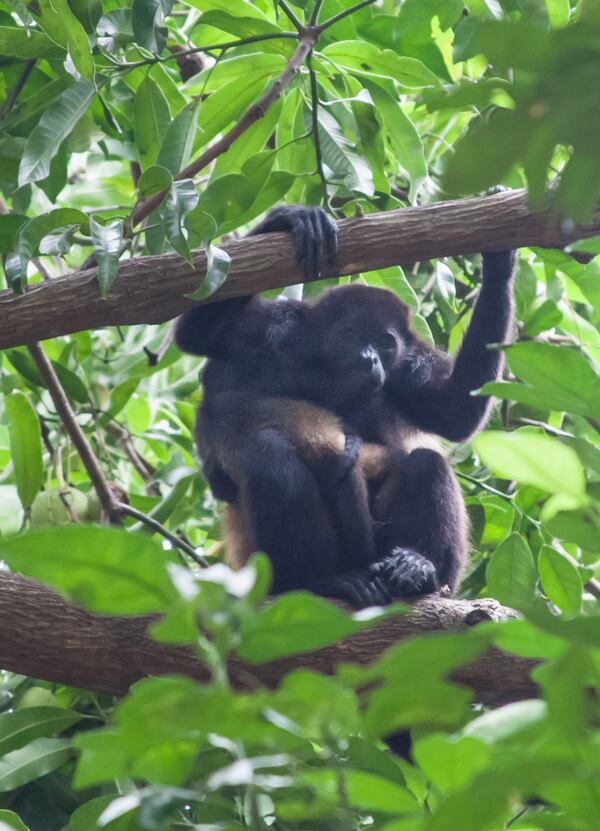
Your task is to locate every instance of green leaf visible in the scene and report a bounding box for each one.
[486,532,537,610]
[0,26,63,59]
[504,341,600,418]
[462,699,548,744]
[0,738,74,793]
[303,768,418,814]
[538,545,582,615]
[52,360,90,403]
[9,208,87,291]
[238,593,395,663]
[32,0,94,79]
[322,41,441,89]
[413,734,489,791]
[0,708,83,757]
[19,81,96,187]
[132,0,171,53]
[156,101,199,175]
[134,77,171,169]
[186,242,231,301]
[443,109,528,195]
[90,216,123,297]
[138,165,173,197]
[474,430,588,518]
[0,810,30,831]
[0,527,179,614]
[159,179,199,262]
[5,391,43,513]
[0,215,27,256]
[366,81,427,201]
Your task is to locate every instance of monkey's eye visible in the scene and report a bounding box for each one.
[381,330,397,350]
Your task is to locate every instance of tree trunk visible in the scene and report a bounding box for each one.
[1,189,598,349]
[0,571,535,705]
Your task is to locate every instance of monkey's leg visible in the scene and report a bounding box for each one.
[240,428,341,593]
[373,448,469,594]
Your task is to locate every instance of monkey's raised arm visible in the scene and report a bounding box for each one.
[394,250,516,442]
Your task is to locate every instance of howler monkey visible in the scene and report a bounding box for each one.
[175,205,516,607]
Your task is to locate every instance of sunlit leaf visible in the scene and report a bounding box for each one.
[0,527,179,614]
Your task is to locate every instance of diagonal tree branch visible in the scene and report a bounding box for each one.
[0,570,534,704]
[130,28,319,227]
[1,189,600,350]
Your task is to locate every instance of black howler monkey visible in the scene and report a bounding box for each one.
[175,206,516,607]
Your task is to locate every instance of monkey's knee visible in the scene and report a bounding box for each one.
[403,448,451,483]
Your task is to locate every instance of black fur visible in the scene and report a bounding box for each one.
[175,206,516,606]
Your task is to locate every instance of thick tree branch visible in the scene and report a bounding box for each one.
[0,570,534,705]
[1,189,599,349]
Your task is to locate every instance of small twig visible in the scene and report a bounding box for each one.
[551,540,600,600]
[131,28,319,227]
[105,422,159,497]
[318,0,377,31]
[308,52,329,209]
[116,502,208,567]
[586,417,600,438]
[0,59,36,120]
[26,343,122,524]
[112,32,298,72]
[278,0,304,31]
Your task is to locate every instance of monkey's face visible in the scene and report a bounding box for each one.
[319,315,404,398]
[310,284,412,402]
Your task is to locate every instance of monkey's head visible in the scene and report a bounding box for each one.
[309,284,413,402]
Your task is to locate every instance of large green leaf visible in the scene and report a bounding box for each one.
[238,593,396,663]
[0,708,83,757]
[538,545,582,615]
[474,430,587,518]
[156,101,199,175]
[31,0,94,79]
[0,738,74,793]
[322,41,441,88]
[18,81,96,187]
[0,527,179,614]
[486,533,537,610]
[503,341,600,418]
[0,27,62,59]
[5,392,43,513]
[133,77,171,169]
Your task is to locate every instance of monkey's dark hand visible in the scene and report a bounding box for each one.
[313,571,391,608]
[249,205,339,280]
[370,548,439,597]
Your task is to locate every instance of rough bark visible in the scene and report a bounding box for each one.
[1,188,599,350]
[0,571,535,705]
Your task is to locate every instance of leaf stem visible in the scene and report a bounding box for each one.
[278,0,304,32]
[116,502,208,567]
[113,32,299,72]
[309,0,326,25]
[318,0,377,31]
[308,52,329,209]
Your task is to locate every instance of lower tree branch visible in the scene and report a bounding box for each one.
[0,571,535,705]
[27,342,122,524]
[1,189,599,350]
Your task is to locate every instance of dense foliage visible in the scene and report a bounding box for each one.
[0,0,599,828]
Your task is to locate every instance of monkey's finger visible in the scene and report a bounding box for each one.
[292,214,312,278]
[307,208,325,279]
[321,211,339,266]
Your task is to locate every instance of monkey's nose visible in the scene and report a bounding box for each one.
[359,347,379,372]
